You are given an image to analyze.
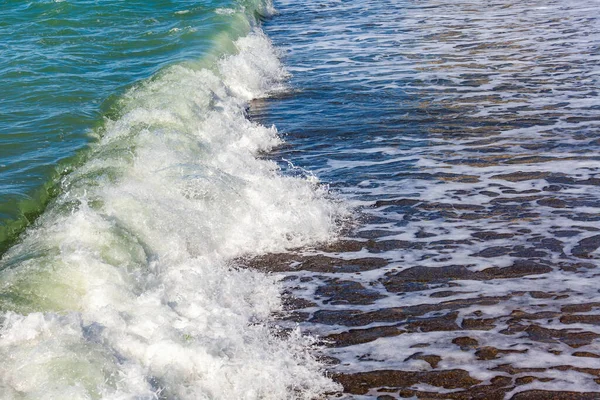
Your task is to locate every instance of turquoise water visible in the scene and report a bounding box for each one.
[0,1,345,398]
[6,0,599,397]
[0,0,249,249]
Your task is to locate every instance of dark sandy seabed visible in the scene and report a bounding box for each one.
[246,0,600,398]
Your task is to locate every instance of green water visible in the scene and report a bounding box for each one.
[0,1,347,397]
[0,0,257,251]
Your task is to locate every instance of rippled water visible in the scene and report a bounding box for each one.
[252,0,600,397]
[2,0,600,397]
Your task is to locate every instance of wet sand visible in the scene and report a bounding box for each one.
[246,0,600,397]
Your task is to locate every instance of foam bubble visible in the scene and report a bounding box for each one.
[0,23,345,400]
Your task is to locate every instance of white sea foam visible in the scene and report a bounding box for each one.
[0,24,345,400]
[262,0,600,397]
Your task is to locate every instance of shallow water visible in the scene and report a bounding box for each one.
[2,0,600,397]
[251,0,600,398]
